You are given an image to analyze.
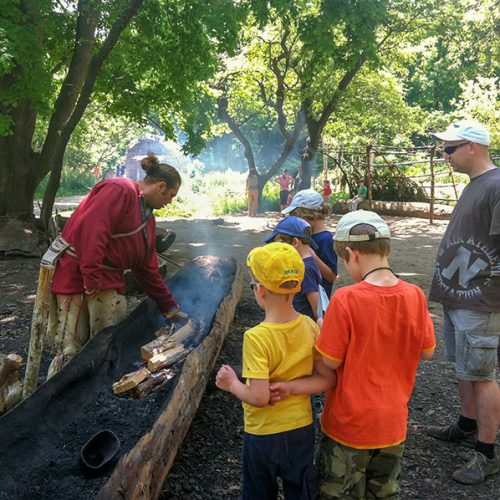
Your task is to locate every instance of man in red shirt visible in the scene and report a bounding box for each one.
[46,154,183,377]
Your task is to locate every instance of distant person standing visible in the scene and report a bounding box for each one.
[91,165,102,181]
[347,180,367,211]
[323,179,332,204]
[246,171,259,217]
[277,169,294,211]
[116,163,126,177]
[426,120,500,485]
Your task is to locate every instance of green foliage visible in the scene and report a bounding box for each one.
[452,77,499,146]
[399,0,499,113]
[259,180,280,212]
[154,195,196,218]
[63,108,155,174]
[372,169,428,203]
[324,68,424,148]
[93,0,248,152]
[211,191,248,216]
[327,191,348,205]
[0,0,249,223]
[157,170,282,216]
[35,171,95,199]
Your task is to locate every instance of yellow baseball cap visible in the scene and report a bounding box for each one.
[247,242,304,294]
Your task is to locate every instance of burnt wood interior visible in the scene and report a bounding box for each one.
[0,256,239,499]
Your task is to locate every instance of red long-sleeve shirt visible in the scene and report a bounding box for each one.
[51,178,177,313]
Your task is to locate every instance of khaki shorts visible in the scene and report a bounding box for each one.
[48,289,127,358]
[443,307,500,381]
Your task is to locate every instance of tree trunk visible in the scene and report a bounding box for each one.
[0,0,145,251]
[299,125,321,190]
[0,102,39,219]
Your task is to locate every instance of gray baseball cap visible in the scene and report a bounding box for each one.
[334,210,390,242]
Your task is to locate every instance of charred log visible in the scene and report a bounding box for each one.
[0,256,243,499]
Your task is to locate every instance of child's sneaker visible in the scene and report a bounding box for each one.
[452,451,500,484]
[426,422,476,447]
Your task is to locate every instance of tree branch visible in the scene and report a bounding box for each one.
[39,0,146,227]
[217,94,257,174]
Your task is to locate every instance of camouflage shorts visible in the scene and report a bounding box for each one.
[317,434,404,499]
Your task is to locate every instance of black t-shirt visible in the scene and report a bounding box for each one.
[429,167,500,311]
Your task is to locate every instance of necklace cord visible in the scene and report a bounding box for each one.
[361,267,398,281]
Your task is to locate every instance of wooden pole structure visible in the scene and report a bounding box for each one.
[448,163,459,201]
[336,145,344,191]
[323,142,328,181]
[429,146,436,225]
[366,144,373,210]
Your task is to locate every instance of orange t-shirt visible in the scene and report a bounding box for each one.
[316,280,435,449]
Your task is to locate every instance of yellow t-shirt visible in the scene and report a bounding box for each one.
[242,314,320,435]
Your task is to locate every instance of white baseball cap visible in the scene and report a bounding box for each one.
[431,120,490,146]
[334,210,390,242]
[282,189,323,214]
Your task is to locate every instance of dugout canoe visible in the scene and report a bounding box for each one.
[0,256,243,500]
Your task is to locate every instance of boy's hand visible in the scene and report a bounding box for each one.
[216,364,238,392]
[269,381,291,404]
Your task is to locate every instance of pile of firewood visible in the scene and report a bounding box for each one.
[0,353,23,414]
[112,320,194,399]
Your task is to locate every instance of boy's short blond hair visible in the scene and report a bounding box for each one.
[289,204,331,221]
[334,210,391,261]
[334,225,391,261]
[273,233,311,247]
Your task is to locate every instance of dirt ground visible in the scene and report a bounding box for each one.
[1,210,499,499]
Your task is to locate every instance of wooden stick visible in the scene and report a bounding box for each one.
[112,367,150,395]
[0,353,24,414]
[140,320,194,361]
[23,266,55,399]
[167,320,194,344]
[132,369,176,399]
[140,333,173,361]
[147,345,189,372]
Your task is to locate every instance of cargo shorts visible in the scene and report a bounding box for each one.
[443,307,500,381]
[317,434,404,499]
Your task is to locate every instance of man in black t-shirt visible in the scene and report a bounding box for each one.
[426,120,500,485]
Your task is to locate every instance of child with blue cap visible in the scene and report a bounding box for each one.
[264,216,321,320]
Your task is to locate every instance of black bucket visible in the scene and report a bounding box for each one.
[80,430,120,472]
[156,230,176,254]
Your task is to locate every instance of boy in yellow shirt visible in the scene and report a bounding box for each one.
[216,242,336,499]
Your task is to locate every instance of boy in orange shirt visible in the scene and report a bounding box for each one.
[271,210,435,498]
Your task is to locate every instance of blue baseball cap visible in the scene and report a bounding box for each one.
[263,216,318,250]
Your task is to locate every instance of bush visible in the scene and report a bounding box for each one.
[259,182,280,212]
[35,170,95,199]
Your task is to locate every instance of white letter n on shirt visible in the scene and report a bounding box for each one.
[441,246,488,288]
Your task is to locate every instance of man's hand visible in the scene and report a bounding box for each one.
[164,307,189,322]
[216,364,238,392]
[269,381,291,404]
[84,287,99,297]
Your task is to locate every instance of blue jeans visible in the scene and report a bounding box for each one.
[242,424,317,500]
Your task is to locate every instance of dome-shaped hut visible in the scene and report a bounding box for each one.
[124,136,190,180]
